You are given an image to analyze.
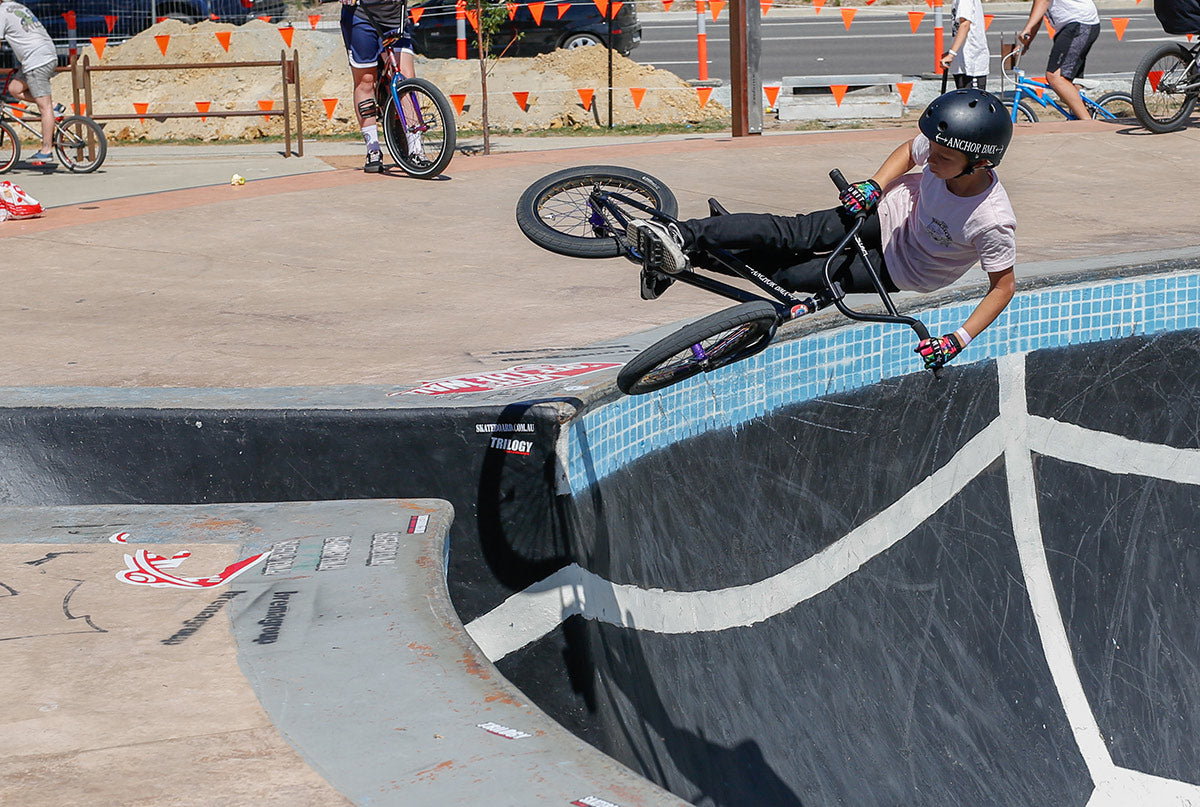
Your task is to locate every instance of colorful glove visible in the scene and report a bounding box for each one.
[915,332,965,370]
[839,179,882,215]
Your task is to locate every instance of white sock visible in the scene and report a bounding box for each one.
[406,131,424,155]
[362,124,379,152]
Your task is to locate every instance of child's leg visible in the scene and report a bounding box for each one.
[676,208,858,255]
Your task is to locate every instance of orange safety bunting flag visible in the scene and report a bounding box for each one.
[90,36,107,59]
[763,84,781,107]
[630,87,646,108]
[610,1,623,17]
[9,102,23,119]
[508,2,519,19]
[134,102,149,123]
[410,6,425,23]
[558,2,570,17]
[155,34,170,54]
[709,0,725,19]
[104,14,117,32]
[195,101,210,122]
[841,7,855,28]
[983,13,994,30]
[907,11,924,32]
[1147,70,1163,92]
[696,86,713,106]
[216,30,232,50]
[529,1,545,24]
[450,93,466,114]
[513,91,530,111]
[593,0,608,16]
[1111,17,1129,39]
[73,102,87,115]
[662,0,674,9]
[322,98,338,119]
[896,82,913,104]
[258,99,274,121]
[1045,21,1056,37]
[812,0,825,13]
[830,84,848,105]
[157,16,168,22]
[279,26,294,46]
[308,13,321,28]
[465,8,479,31]
[760,0,772,14]
[577,88,594,110]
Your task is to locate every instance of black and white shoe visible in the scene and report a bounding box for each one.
[627,219,690,275]
[364,150,383,173]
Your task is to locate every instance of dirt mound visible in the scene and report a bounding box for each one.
[51,18,726,141]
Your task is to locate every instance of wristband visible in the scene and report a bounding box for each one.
[953,327,972,348]
[947,49,957,56]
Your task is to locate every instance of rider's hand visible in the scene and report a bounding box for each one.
[839,179,882,216]
[915,333,964,370]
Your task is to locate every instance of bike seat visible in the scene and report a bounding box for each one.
[708,197,731,216]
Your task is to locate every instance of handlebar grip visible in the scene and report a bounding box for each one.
[829,169,850,192]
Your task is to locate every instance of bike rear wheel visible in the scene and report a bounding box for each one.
[382,77,456,179]
[516,165,679,259]
[1090,91,1135,123]
[617,301,780,395]
[53,115,107,173]
[0,120,18,173]
[1132,43,1199,133]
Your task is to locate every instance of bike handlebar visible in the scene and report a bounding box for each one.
[826,169,941,378]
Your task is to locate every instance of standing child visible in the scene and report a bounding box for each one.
[943,0,991,90]
[628,89,1017,371]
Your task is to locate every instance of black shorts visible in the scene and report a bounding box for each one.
[1047,21,1100,80]
[953,74,988,91]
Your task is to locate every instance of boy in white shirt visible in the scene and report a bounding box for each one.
[942,0,990,90]
[1019,0,1101,120]
[628,90,1017,371]
[0,1,58,165]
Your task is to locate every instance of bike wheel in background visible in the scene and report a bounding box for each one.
[53,116,107,173]
[515,165,680,259]
[617,301,779,395]
[381,77,455,179]
[0,120,19,173]
[1090,91,1136,123]
[1132,43,1199,133]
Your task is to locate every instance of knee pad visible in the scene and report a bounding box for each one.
[357,98,379,121]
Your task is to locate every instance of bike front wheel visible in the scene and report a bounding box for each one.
[54,115,107,172]
[516,165,679,259]
[382,77,456,179]
[1131,43,1199,133]
[1090,91,1135,123]
[617,301,780,395]
[0,120,18,173]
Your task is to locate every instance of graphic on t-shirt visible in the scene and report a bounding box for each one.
[926,217,953,246]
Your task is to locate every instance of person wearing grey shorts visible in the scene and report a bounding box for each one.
[1,1,59,164]
[1018,0,1101,120]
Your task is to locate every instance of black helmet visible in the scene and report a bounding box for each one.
[919,88,1013,168]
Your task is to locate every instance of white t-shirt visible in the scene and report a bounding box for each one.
[877,134,1017,293]
[1046,0,1099,28]
[950,0,990,77]
[0,1,55,71]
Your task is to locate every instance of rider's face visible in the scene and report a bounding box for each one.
[927,142,972,179]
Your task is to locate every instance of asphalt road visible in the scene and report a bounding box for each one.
[633,6,1171,82]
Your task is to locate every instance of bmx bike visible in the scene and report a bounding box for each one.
[0,95,107,174]
[1131,39,1200,133]
[375,30,456,178]
[998,39,1134,123]
[515,165,941,396]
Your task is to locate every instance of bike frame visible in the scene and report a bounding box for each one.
[377,41,426,154]
[1001,44,1120,123]
[1149,43,1200,96]
[588,171,933,343]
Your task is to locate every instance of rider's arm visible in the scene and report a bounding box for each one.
[870,139,918,190]
[960,266,1015,341]
[1019,0,1051,47]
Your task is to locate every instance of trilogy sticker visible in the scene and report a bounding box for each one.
[489,436,533,455]
[390,362,622,396]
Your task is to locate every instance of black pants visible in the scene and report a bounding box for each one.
[675,208,897,294]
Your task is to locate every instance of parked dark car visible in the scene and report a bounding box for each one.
[409,0,640,58]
